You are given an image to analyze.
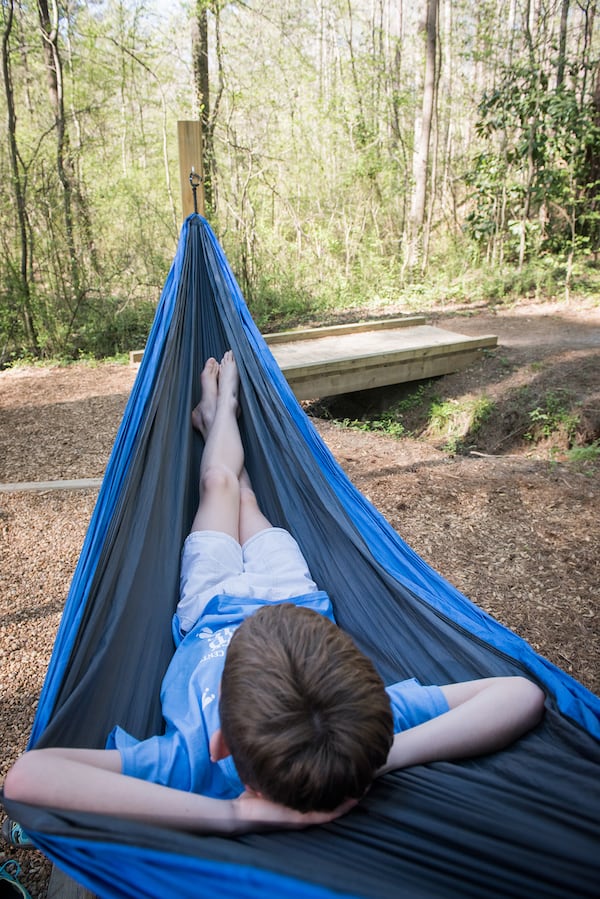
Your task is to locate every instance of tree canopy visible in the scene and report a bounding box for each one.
[1,0,598,362]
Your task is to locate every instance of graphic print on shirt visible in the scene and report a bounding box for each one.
[202,686,216,710]
[195,625,237,665]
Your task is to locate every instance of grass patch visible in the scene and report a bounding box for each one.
[4,354,130,370]
[427,395,496,453]
[323,381,435,440]
[524,390,580,445]
[340,416,407,439]
[566,441,600,463]
[325,386,499,454]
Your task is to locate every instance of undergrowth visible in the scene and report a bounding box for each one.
[322,377,597,461]
[524,390,580,445]
[567,441,600,463]
[427,396,496,454]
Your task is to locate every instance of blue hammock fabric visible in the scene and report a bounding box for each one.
[2,215,599,898]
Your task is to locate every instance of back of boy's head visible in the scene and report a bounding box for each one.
[219,603,393,812]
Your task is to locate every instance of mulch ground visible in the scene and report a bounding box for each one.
[0,299,598,898]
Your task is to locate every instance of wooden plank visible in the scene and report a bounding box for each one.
[177,120,204,219]
[0,478,102,494]
[129,321,498,401]
[264,315,426,344]
[270,324,497,399]
[270,326,496,367]
[279,345,491,400]
[48,866,96,899]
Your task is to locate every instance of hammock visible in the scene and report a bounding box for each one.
[2,215,598,899]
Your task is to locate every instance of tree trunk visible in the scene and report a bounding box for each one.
[1,0,39,356]
[578,0,595,109]
[37,0,81,307]
[518,0,538,271]
[407,0,438,270]
[585,62,600,257]
[556,0,570,90]
[192,0,220,216]
[422,9,442,274]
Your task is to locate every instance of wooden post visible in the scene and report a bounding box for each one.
[177,120,205,219]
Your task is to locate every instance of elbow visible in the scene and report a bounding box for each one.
[4,752,44,805]
[4,754,28,802]
[516,676,546,729]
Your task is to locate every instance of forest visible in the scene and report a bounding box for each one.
[1,0,598,364]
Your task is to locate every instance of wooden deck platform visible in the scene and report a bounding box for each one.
[264,316,498,400]
[130,315,497,400]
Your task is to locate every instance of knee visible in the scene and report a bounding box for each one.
[200,465,239,498]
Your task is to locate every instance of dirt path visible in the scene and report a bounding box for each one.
[0,299,598,898]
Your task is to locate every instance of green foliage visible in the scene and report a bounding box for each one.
[524,390,580,445]
[0,0,180,364]
[323,382,434,441]
[72,297,158,360]
[567,441,600,464]
[466,59,600,263]
[332,386,498,450]
[391,383,432,415]
[340,415,407,439]
[1,0,598,364]
[428,395,496,453]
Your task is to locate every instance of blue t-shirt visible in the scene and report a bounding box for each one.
[107,592,449,796]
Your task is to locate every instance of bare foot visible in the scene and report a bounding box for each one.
[192,357,219,437]
[218,350,239,411]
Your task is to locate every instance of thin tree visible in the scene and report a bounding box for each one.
[556,0,570,90]
[37,0,81,305]
[1,0,38,357]
[407,0,438,271]
[192,0,224,217]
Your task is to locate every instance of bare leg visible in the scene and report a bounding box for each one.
[191,356,219,439]
[239,468,273,545]
[191,352,244,540]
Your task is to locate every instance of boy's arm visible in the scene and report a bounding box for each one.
[379,676,545,776]
[3,748,352,833]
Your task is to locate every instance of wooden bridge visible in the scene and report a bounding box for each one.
[264,315,497,400]
[130,315,497,400]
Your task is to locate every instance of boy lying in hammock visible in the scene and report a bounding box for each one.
[4,352,545,835]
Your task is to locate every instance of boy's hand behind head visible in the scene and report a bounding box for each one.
[233,791,358,832]
[220,603,393,812]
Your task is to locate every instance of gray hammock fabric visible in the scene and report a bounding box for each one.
[1,215,599,899]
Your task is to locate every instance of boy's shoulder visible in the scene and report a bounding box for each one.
[386,678,449,731]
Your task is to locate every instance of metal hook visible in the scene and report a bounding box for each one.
[189,167,202,214]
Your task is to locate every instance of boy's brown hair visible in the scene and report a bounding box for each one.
[219,603,393,812]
